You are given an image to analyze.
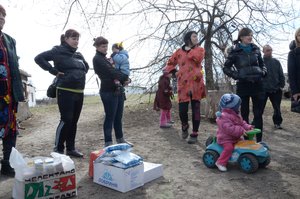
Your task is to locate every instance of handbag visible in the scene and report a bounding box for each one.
[47,78,58,98]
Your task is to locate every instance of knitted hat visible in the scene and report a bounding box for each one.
[216,94,241,117]
[112,42,124,50]
[220,93,241,110]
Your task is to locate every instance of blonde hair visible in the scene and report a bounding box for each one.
[295,28,300,47]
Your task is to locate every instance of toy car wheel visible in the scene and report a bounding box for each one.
[259,156,271,168]
[238,154,259,173]
[205,136,215,147]
[203,150,219,168]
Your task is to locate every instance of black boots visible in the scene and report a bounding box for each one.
[1,160,15,177]
[66,149,84,158]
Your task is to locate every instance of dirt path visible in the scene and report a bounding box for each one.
[0,97,300,199]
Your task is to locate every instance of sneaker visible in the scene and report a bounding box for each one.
[187,136,198,144]
[53,147,64,154]
[53,149,64,154]
[160,123,172,128]
[181,124,189,139]
[116,138,134,147]
[105,141,113,147]
[66,149,84,158]
[168,120,175,124]
[215,162,227,172]
[274,124,283,129]
[182,131,188,139]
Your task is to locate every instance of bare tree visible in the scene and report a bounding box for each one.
[59,0,299,114]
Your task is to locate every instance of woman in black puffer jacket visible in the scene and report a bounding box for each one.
[223,27,267,142]
[288,28,300,104]
[35,29,89,157]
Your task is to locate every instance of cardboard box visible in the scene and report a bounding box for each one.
[13,168,77,199]
[89,149,105,178]
[93,162,144,193]
[143,162,163,184]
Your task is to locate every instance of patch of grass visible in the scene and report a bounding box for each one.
[30,104,58,115]
[83,95,101,105]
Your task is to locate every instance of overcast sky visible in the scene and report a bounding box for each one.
[2,0,299,99]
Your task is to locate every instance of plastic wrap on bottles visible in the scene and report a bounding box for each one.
[9,147,74,180]
[10,148,77,199]
[104,143,132,152]
[114,152,143,167]
[94,143,143,169]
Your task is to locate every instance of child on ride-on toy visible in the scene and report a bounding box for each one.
[215,93,253,172]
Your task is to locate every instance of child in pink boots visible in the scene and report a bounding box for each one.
[154,69,174,128]
[215,93,253,171]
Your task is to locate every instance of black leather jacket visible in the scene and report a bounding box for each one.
[93,51,127,92]
[35,43,89,89]
[288,40,300,95]
[223,43,267,83]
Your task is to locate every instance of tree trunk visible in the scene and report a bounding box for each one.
[204,41,215,91]
[203,40,220,120]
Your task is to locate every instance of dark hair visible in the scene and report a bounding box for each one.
[0,5,6,17]
[60,29,80,44]
[112,43,124,51]
[237,28,253,41]
[183,31,197,46]
[93,36,108,47]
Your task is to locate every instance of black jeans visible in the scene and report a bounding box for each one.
[179,100,201,133]
[2,130,17,161]
[240,94,265,142]
[55,89,83,152]
[100,91,124,143]
[262,89,283,125]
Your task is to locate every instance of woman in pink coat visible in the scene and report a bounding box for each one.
[215,93,253,172]
[165,31,206,144]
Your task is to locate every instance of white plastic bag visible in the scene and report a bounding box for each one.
[9,147,28,180]
[9,147,26,169]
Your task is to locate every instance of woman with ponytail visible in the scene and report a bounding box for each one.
[223,27,267,142]
[35,29,89,157]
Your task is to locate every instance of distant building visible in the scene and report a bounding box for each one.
[17,69,35,122]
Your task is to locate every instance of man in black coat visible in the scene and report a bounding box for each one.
[262,45,285,129]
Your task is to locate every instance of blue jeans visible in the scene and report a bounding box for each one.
[100,91,124,143]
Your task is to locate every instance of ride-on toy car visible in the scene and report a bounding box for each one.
[202,129,270,173]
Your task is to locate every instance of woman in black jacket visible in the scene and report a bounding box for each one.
[35,29,89,157]
[92,36,132,147]
[288,28,300,104]
[223,27,267,142]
